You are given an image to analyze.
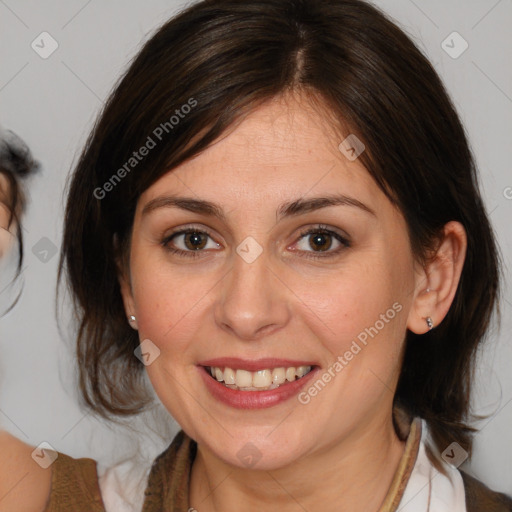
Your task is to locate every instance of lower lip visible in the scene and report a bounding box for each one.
[198,366,319,409]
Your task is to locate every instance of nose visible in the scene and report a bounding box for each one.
[214,244,291,341]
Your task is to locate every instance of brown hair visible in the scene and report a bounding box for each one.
[58,0,501,465]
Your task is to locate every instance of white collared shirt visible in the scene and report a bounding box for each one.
[396,419,467,511]
[97,419,468,512]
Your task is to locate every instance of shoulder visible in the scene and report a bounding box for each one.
[0,430,106,512]
[42,449,105,512]
[461,471,512,512]
[0,430,52,512]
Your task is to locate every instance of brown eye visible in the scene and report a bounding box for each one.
[161,226,220,258]
[293,225,350,260]
[183,231,208,250]
[308,232,333,252]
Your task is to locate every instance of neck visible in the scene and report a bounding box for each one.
[189,411,408,512]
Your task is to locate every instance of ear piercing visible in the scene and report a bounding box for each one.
[128,315,138,330]
[424,288,434,330]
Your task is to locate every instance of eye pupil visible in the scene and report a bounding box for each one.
[310,233,332,252]
[185,232,206,250]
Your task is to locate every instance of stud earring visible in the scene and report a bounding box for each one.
[426,317,434,331]
[129,315,136,324]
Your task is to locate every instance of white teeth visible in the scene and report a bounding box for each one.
[235,369,253,388]
[272,367,286,385]
[253,369,272,388]
[223,367,236,385]
[296,366,309,378]
[285,367,296,382]
[208,365,312,391]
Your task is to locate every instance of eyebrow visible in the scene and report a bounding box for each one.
[141,193,376,221]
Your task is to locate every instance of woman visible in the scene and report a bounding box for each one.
[0,127,43,508]
[1,0,511,510]
[0,127,37,273]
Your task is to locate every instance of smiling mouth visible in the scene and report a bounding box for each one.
[205,365,314,391]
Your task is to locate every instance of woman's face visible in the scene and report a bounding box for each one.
[120,94,424,470]
[0,173,14,259]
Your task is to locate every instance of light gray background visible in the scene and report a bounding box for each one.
[1,0,511,495]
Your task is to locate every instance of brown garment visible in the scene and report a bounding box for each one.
[43,424,512,512]
[42,451,105,511]
[461,472,512,512]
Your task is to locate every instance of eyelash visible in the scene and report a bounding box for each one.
[160,224,351,260]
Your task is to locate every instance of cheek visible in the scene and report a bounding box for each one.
[128,254,212,424]
[132,268,205,351]
[295,257,405,358]
[0,225,15,258]
[128,248,237,382]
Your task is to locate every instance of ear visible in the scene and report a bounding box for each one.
[115,239,138,330]
[407,221,467,334]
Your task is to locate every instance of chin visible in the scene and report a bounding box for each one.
[195,423,312,471]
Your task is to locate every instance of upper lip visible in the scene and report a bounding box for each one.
[198,357,317,372]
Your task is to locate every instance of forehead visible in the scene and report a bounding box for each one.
[138,95,383,214]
